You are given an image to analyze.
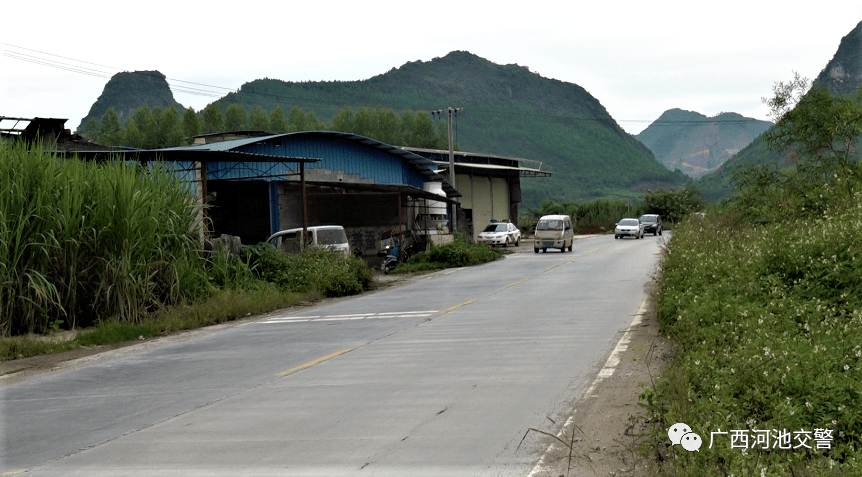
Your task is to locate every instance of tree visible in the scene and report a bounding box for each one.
[353,108,375,138]
[201,103,223,134]
[131,106,157,149]
[642,186,705,224]
[124,119,143,148]
[224,104,248,131]
[761,71,810,123]
[99,108,123,145]
[374,107,401,145]
[729,77,862,220]
[764,84,862,185]
[302,111,324,130]
[269,106,288,133]
[156,106,182,148]
[329,106,354,132]
[288,106,323,132]
[248,105,269,131]
[434,120,450,149]
[402,111,438,148]
[182,107,200,141]
[80,118,100,142]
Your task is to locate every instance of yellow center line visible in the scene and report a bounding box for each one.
[277,344,364,376]
[434,243,615,322]
[586,244,610,255]
[441,299,476,314]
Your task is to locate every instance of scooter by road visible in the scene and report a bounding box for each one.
[377,243,401,275]
[376,233,417,275]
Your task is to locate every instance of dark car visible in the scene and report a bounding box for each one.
[639,214,663,236]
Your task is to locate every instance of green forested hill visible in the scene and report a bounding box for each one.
[77,51,689,206]
[80,71,185,126]
[212,51,689,205]
[635,109,771,179]
[698,20,862,202]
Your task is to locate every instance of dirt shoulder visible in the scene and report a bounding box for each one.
[530,282,672,477]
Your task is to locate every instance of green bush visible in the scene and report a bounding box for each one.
[246,244,373,297]
[392,233,501,273]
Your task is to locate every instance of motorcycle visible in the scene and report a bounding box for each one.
[376,232,416,275]
[377,243,401,275]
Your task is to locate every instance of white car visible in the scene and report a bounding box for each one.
[614,218,644,239]
[267,225,351,257]
[478,221,521,247]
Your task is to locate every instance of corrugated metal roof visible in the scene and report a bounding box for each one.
[400,146,550,177]
[154,131,458,197]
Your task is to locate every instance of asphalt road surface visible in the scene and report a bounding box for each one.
[1,233,667,476]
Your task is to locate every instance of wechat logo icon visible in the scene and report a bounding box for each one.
[668,422,702,452]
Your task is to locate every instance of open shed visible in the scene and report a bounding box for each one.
[400,147,551,240]
[154,131,460,253]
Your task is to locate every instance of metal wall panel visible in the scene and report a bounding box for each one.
[491,176,510,221]
[455,173,473,209]
[235,136,426,187]
[472,176,492,241]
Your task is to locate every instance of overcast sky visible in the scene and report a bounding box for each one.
[3,1,862,135]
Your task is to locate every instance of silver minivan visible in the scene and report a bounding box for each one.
[534,215,574,253]
[266,225,351,258]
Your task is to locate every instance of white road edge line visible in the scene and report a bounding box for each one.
[376,310,438,315]
[260,311,438,324]
[525,295,648,477]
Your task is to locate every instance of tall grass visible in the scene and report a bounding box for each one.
[0,140,202,336]
[643,208,862,475]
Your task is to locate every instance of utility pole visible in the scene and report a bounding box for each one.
[432,107,462,233]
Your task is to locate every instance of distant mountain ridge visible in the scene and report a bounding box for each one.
[213,51,688,204]
[80,71,185,127]
[698,20,862,201]
[77,51,689,205]
[635,109,772,178]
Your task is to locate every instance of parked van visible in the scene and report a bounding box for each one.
[266,225,351,258]
[533,215,574,253]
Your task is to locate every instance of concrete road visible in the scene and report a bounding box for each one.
[1,233,667,476]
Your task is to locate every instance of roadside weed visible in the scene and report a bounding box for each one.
[643,208,861,476]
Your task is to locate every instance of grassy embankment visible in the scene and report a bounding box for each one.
[643,205,861,474]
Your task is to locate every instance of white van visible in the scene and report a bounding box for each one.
[266,225,351,258]
[534,215,574,253]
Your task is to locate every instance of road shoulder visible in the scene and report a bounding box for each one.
[529,281,674,477]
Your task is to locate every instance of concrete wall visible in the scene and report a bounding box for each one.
[454,172,516,241]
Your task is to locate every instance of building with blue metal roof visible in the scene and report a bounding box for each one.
[152,131,460,250]
[26,118,549,252]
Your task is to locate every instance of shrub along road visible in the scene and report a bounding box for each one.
[2,234,667,476]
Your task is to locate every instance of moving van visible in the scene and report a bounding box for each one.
[533,215,574,253]
[266,225,351,258]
